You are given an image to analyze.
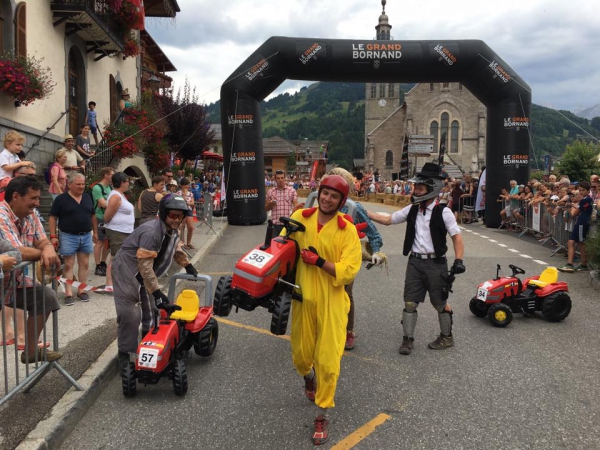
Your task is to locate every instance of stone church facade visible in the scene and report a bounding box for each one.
[364,2,487,179]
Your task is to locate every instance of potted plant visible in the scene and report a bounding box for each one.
[0,52,55,106]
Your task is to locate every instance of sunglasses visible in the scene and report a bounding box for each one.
[167,212,184,220]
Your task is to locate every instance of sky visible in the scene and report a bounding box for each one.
[146,0,600,112]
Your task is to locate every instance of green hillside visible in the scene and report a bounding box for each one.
[205,83,600,170]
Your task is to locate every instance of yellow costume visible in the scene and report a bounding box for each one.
[289,208,362,409]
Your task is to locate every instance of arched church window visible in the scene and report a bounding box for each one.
[451,120,459,153]
[15,2,26,59]
[385,150,393,168]
[430,121,439,152]
[441,113,449,150]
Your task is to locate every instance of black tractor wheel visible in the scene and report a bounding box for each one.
[195,317,219,357]
[270,291,292,335]
[469,297,489,318]
[487,303,513,328]
[122,363,137,397]
[172,360,188,396]
[541,292,572,322]
[213,275,233,317]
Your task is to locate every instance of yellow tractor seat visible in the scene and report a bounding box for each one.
[170,289,200,322]
[528,267,559,288]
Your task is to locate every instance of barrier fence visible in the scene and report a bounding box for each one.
[1,262,82,407]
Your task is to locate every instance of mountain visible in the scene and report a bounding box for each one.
[574,104,600,120]
[205,83,599,169]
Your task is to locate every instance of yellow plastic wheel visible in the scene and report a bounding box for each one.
[494,310,507,322]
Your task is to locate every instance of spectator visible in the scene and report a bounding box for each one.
[175,169,185,184]
[1,130,32,188]
[75,125,95,160]
[450,181,463,221]
[167,179,178,193]
[161,169,174,192]
[177,177,196,249]
[119,89,131,112]
[84,101,100,145]
[0,177,62,363]
[61,134,85,174]
[559,181,593,272]
[91,167,114,277]
[500,180,519,229]
[138,175,165,225]
[265,170,300,236]
[49,173,98,306]
[460,179,475,223]
[48,149,68,200]
[102,173,135,293]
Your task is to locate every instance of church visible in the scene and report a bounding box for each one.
[364,1,486,180]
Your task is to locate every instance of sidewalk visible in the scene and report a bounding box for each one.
[5,217,228,450]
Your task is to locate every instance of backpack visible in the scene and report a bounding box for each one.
[44,162,57,185]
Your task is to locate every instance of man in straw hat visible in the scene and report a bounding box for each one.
[367,163,465,355]
[60,134,85,173]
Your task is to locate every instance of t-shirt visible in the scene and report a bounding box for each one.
[509,186,520,209]
[76,135,91,158]
[86,110,97,128]
[577,195,593,225]
[0,149,20,179]
[92,183,113,220]
[50,192,94,233]
[63,148,83,169]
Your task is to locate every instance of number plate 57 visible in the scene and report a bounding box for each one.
[138,348,159,369]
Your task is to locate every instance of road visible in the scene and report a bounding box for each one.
[61,203,600,450]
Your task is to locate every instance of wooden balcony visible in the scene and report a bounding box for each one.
[51,0,124,60]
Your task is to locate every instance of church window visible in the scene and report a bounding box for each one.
[370,84,377,98]
[388,83,395,97]
[450,120,459,153]
[440,112,449,151]
[429,83,434,92]
[430,121,439,152]
[15,2,26,59]
[385,150,393,168]
[442,82,449,89]
[379,83,385,98]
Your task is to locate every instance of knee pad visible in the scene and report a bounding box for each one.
[404,301,418,313]
[438,310,453,336]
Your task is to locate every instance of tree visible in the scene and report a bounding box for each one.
[157,78,215,167]
[556,140,600,182]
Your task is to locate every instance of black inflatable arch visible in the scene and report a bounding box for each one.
[221,37,531,227]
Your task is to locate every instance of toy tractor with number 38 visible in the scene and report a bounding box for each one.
[469,264,572,327]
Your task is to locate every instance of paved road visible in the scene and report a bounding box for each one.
[61,204,600,449]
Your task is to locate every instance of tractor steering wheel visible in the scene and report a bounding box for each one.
[508,264,526,275]
[280,217,306,235]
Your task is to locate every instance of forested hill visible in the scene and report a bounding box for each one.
[205,83,600,169]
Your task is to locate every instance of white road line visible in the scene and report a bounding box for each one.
[472,232,481,236]
[480,235,489,239]
[489,239,497,243]
[520,254,532,258]
[464,229,473,232]
[534,260,549,265]
[508,249,519,253]
[498,244,508,248]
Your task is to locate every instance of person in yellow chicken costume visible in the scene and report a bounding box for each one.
[287,174,362,445]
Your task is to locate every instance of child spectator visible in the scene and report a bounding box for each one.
[76,125,95,159]
[0,130,32,186]
[84,101,99,145]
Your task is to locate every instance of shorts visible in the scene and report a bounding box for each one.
[97,221,108,241]
[185,209,193,218]
[12,284,60,314]
[570,224,589,243]
[59,231,93,256]
[403,256,449,308]
[105,228,130,257]
[502,206,512,217]
[89,125,97,135]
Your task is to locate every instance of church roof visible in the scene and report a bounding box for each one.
[367,106,404,136]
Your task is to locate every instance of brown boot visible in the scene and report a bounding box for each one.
[21,348,62,364]
[399,336,414,355]
[428,334,454,350]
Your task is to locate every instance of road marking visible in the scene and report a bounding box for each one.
[519,254,532,258]
[332,413,392,449]
[489,239,497,243]
[480,235,489,239]
[472,232,480,236]
[464,229,472,232]
[508,249,519,253]
[534,260,549,265]
[215,317,291,341]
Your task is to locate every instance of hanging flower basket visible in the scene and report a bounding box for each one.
[0,53,55,106]
[123,37,141,58]
[115,0,145,32]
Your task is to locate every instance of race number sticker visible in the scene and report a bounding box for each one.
[477,288,488,301]
[138,347,159,369]
[241,250,273,269]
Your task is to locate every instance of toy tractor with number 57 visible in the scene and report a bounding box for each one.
[469,264,572,327]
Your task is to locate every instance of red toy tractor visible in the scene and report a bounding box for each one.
[213,217,305,335]
[122,273,218,397]
[469,264,572,327]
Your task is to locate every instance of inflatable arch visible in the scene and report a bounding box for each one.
[221,37,531,228]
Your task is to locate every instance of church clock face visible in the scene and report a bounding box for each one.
[378,98,387,107]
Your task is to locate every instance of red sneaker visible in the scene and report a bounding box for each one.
[312,414,329,445]
[304,373,316,402]
[345,331,355,350]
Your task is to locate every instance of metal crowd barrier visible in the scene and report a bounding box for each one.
[1,262,82,407]
[194,192,217,235]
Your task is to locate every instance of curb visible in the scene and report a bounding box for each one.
[15,221,228,449]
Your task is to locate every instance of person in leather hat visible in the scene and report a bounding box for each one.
[367,163,465,354]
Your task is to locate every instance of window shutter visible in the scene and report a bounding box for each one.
[15,2,26,59]
[109,75,117,123]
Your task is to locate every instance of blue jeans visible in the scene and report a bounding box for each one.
[59,231,93,256]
